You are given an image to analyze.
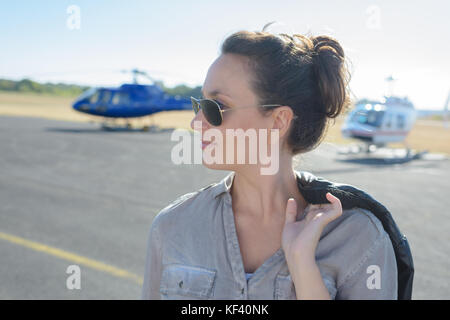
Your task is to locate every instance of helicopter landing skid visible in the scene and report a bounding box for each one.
[337,143,380,154]
[99,117,160,132]
[337,142,429,163]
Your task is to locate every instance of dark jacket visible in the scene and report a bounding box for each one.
[296,171,414,300]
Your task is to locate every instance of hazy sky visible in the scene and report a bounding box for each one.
[0,0,448,110]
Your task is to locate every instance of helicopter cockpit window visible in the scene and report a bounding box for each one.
[112,92,130,105]
[88,91,100,104]
[385,114,392,128]
[351,110,385,128]
[99,91,111,104]
[397,114,405,129]
[78,88,97,101]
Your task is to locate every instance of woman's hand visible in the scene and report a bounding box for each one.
[281,192,343,263]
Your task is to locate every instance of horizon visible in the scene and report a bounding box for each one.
[1,76,446,112]
[0,0,448,110]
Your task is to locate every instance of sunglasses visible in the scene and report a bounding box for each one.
[190,96,282,126]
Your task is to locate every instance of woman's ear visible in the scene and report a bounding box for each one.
[270,106,294,139]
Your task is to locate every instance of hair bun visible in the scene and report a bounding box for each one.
[311,35,345,60]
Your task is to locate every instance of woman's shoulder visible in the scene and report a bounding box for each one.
[317,206,397,291]
[320,206,391,256]
[327,206,386,240]
[150,180,222,230]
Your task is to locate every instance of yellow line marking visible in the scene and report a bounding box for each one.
[0,231,143,285]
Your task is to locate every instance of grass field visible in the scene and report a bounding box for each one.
[1,91,449,156]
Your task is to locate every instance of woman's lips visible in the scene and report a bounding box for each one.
[201,140,215,150]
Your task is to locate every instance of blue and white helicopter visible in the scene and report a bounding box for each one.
[340,76,419,157]
[72,69,192,130]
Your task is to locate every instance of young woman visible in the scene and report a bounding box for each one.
[142,26,398,300]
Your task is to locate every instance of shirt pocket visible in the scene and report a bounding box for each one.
[159,264,217,299]
[274,274,296,300]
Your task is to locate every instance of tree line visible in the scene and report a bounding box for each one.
[0,78,202,98]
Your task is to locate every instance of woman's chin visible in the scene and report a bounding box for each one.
[201,160,233,171]
[201,160,256,173]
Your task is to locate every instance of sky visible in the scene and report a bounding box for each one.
[0,0,448,110]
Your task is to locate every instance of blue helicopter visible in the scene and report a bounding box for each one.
[72,69,192,130]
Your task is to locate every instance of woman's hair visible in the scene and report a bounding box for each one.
[221,23,352,155]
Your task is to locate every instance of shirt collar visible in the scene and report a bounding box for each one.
[213,171,235,199]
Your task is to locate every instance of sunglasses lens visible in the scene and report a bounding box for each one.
[195,100,221,126]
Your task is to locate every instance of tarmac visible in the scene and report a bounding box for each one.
[0,115,448,299]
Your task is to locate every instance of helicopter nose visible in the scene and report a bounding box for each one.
[73,102,89,112]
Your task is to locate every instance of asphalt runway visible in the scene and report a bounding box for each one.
[0,115,449,299]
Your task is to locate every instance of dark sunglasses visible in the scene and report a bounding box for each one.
[190,96,282,126]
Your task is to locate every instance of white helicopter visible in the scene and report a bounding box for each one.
[341,76,418,155]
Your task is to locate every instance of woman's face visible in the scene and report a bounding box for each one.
[190,53,292,173]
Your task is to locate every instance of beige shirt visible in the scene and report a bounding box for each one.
[142,170,398,300]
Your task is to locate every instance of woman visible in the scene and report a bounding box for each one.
[142,26,398,300]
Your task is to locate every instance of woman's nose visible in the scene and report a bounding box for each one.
[190,109,210,131]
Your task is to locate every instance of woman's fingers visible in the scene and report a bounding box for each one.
[303,193,343,224]
[286,193,343,225]
[284,198,298,225]
[325,192,343,220]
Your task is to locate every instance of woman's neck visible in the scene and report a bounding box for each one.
[230,163,308,224]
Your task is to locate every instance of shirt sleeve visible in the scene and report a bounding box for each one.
[141,192,201,299]
[335,215,398,300]
[141,218,163,300]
